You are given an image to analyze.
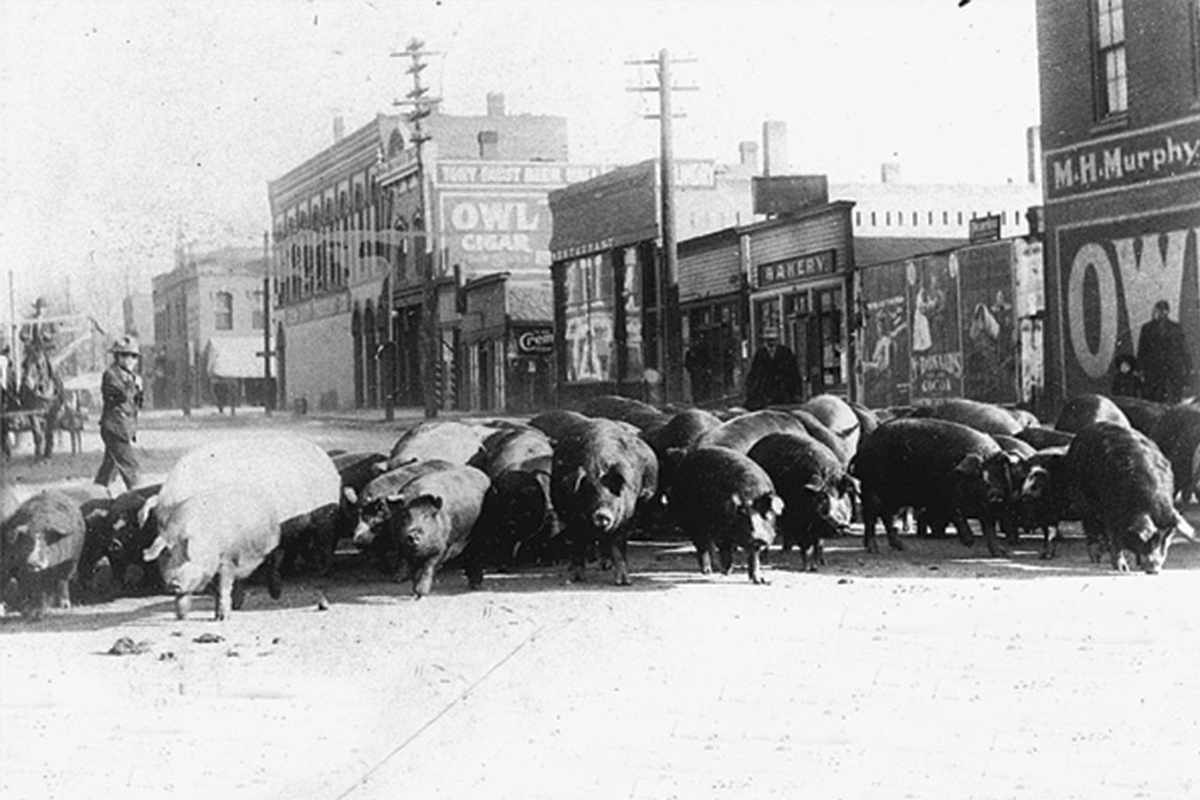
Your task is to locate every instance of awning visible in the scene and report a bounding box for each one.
[205,337,274,379]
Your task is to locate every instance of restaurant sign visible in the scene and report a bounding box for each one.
[756,250,836,288]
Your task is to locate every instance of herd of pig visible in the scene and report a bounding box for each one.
[2,392,1198,620]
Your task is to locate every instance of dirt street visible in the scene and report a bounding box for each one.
[2,410,1198,800]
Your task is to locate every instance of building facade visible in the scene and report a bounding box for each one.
[1036,0,1200,408]
[269,95,602,413]
[548,158,759,406]
[151,246,271,411]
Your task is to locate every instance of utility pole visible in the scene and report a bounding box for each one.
[627,48,696,404]
[392,38,442,419]
[260,231,273,417]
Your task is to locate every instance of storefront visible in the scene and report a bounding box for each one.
[459,272,554,413]
[743,203,857,402]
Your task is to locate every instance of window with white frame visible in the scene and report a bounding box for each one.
[1095,0,1128,117]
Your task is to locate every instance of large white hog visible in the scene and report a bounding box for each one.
[143,434,342,619]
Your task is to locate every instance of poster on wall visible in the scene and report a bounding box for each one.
[1055,205,1200,397]
[859,261,911,408]
[563,253,614,383]
[956,242,1018,405]
[906,253,962,405]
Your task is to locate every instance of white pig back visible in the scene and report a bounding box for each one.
[156,434,340,534]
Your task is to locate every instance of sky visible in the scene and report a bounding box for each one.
[0,0,1040,328]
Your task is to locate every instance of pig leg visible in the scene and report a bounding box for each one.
[746,547,770,585]
[1081,516,1104,564]
[54,576,71,610]
[1040,525,1058,560]
[693,535,713,574]
[464,551,484,590]
[412,556,442,597]
[266,548,284,601]
[861,498,880,553]
[231,579,247,611]
[610,537,630,586]
[717,542,735,575]
[215,565,236,620]
[174,593,192,620]
[952,513,976,548]
[977,515,1007,558]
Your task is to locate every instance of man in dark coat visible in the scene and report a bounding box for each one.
[94,335,144,493]
[744,330,802,410]
[1137,300,1192,404]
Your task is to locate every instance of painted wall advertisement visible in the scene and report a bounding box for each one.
[956,243,1019,405]
[906,254,962,405]
[1055,205,1200,396]
[437,161,609,279]
[859,261,911,408]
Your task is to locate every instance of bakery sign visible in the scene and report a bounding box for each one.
[757,250,836,287]
[517,328,554,355]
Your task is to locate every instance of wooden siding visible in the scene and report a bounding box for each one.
[679,240,741,302]
[747,211,851,283]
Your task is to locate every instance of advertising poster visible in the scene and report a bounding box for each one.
[859,261,911,408]
[957,242,1018,404]
[906,253,963,405]
[1055,205,1200,397]
[563,253,614,383]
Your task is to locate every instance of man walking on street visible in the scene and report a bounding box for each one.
[1137,300,1192,404]
[94,335,144,494]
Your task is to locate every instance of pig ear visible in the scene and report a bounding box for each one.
[954,453,984,476]
[408,494,443,512]
[769,494,785,516]
[842,474,862,497]
[143,535,167,562]
[1173,513,1196,542]
[802,476,824,493]
[371,460,389,475]
[342,486,358,506]
[137,495,158,529]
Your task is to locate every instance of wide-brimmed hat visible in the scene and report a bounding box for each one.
[110,335,140,356]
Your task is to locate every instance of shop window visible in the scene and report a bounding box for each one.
[1094,0,1128,117]
[215,292,233,331]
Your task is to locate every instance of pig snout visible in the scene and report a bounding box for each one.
[22,538,51,573]
[592,509,616,532]
[352,518,377,548]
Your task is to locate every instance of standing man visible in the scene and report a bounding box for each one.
[744,329,802,410]
[94,335,144,494]
[1137,300,1193,404]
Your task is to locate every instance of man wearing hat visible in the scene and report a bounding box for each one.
[744,327,802,410]
[1137,299,1193,404]
[94,335,144,492]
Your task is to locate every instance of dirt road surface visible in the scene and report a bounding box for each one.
[2,410,1198,800]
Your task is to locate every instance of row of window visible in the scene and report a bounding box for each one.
[852,209,1026,229]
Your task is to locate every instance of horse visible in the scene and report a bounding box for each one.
[16,344,62,461]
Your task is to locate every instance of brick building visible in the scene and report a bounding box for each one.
[151,246,271,412]
[1036,0,1200,407]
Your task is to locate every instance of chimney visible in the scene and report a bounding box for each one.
[333,116,345,144]
[738,141,760,173]
[762,120,789,176]
[1026,125,1042,185]
[881,162,902,183]
[487,92,506,117]
[478,130,499,160]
